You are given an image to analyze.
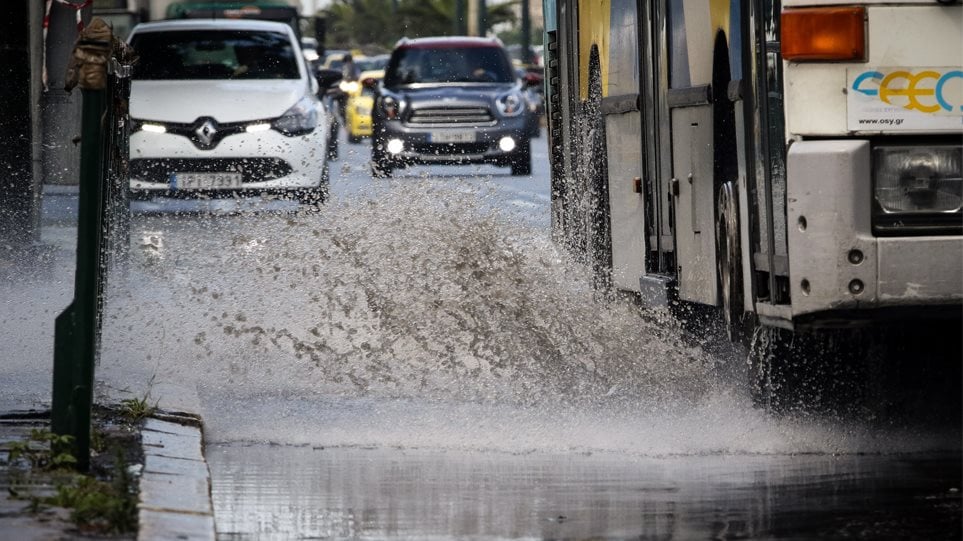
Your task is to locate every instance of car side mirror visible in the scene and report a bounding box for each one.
[315,68,343,90]
[522,72,543,88]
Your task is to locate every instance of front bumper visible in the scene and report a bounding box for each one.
[376,116,529,166]
[129,123,328,194]
[786,140,962,320]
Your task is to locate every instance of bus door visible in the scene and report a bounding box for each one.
[638,0,676,296]
[743,0,790,317]
[662,0,723,306]
[592,0,646,292]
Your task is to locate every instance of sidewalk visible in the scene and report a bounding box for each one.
[0,405,215,540]
[2,184,216,539]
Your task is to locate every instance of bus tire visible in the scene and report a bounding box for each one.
[715,180,745,342]
[747,325,799,412]
[749,325,885,415]
[510,140,532,176]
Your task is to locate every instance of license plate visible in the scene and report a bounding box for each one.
[429,131,475,143]
[171,172,243,190]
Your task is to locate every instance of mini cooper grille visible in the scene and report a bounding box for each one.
[409,142,491,155]
[130,158,293,184]
[406,107,495,126]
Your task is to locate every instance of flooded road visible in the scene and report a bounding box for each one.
[4,131,960,539]
[209,445,960,540]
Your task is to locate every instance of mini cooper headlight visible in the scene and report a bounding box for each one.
[495,90,525,117]
[380,95,405,119]
[874,145,962,214]
[272,96,318,136]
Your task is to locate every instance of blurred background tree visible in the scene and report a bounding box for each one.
[324,0,516,50]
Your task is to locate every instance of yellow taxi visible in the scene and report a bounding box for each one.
[344,69,383,143]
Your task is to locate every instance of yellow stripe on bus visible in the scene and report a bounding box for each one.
[578,0,610,101]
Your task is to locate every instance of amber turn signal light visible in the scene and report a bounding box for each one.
[781,7,866,62]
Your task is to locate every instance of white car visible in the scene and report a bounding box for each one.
[127,19,332,205]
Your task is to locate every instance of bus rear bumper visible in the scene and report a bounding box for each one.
[786,140,963,320]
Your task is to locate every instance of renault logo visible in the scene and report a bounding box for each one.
[194,118,219,147]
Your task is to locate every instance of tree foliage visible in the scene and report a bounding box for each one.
[324,0,517,50]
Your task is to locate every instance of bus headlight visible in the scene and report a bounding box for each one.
[874,145,962,214]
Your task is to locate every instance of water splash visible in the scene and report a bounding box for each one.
[44,178,958,455]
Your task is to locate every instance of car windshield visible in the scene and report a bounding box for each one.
[131,29,300,80]
[384,46,514,86]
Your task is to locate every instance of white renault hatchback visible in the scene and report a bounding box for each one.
[127,19,332,205]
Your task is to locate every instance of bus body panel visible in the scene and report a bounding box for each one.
[601,1,645,292]
[606,112,646,292]
[785,6,962,136]
[786,140,878,315]
[671,104,719,305]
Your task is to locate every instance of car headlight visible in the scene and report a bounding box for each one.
[495,90,525,117]
[380,94,405,120]
[874,145,962,214]
[272,96,318,137]
[339,80,360,94]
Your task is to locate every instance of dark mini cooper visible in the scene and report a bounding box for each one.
[371,37,535,177]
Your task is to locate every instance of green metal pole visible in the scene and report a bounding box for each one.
[51,87,106,472]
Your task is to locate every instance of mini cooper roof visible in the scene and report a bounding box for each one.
[393,36,505,49]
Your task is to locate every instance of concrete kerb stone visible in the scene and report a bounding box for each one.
[137,410,215,541]
[0,410,216,540]
[137,415,215,540]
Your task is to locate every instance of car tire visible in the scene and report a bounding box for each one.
[371,161,393,178]
[510,139,532,176]
[298,163,329,209]
[297,186,327,208]
[371,138,394,177]
[327,124,339,161]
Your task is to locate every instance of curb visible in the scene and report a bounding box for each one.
[138,413,215,541]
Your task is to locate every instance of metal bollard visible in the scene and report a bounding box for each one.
[50,18,130,472]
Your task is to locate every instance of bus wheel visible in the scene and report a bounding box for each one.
[749,325,884,416]
[747,325,798,412]
[715,180,744,342]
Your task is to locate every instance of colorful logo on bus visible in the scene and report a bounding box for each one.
[852,69,963,114]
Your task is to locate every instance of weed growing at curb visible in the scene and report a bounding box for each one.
[3,410,144,536]
[7,429,77,471]
[119,375,159,422]
[44,449,137,534]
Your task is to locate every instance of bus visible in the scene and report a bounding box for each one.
[542,0,962,409]
[164,0,302,38]
[93,0,151,39]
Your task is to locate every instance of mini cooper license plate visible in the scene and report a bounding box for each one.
[429,131,475,144]
[171,172,243,190]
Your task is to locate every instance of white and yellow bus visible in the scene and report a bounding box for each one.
[542,0,962,408]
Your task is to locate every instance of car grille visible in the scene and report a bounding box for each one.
[130,158,293,184]
[406,107,495,127]
[409,142,491,155]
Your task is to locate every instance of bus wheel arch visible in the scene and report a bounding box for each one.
[584,44,612,290]
[711,31,743,341]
